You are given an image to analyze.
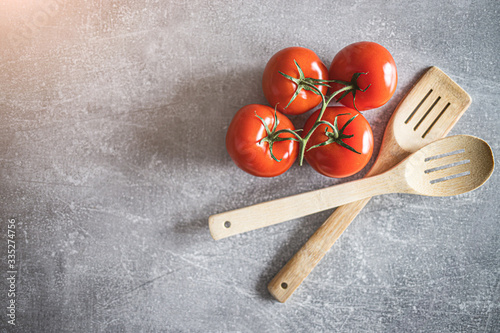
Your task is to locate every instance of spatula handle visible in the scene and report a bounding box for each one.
[209,175,392,240]
[267,197,371,302]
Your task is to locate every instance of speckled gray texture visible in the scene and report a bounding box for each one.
[0,0,499,332]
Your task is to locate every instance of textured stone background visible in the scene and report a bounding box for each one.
[0,0,499,332]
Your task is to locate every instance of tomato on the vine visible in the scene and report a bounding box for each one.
[226,104,299,177]
[303,106,373,178]
[328,41,397,111]
[262,47,329,115]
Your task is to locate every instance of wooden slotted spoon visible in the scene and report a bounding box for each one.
[268,66,473,302]
[210,135,493,238]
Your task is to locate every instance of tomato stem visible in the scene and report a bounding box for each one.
[279,60,332,110]
[334,72,371,112]
[255,108,304,163]
[306,113,361,155]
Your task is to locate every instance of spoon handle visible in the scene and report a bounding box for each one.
[209,172,395,240]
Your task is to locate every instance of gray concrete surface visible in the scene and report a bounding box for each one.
[0,0,499,332]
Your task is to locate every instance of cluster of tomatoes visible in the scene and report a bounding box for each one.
[226,41,398,178]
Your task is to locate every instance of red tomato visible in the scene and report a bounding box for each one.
[226,104,299,177]
[328,41,397,111]
[262,47,329,115]
[303,106,373,178]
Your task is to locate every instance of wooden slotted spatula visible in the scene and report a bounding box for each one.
[268,66,472,302]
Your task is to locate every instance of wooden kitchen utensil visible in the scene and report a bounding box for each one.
[268,66,473,302]
[211,134,493,239]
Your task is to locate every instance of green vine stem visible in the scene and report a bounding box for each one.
[255,110,301,163]
[257,62,369,166]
